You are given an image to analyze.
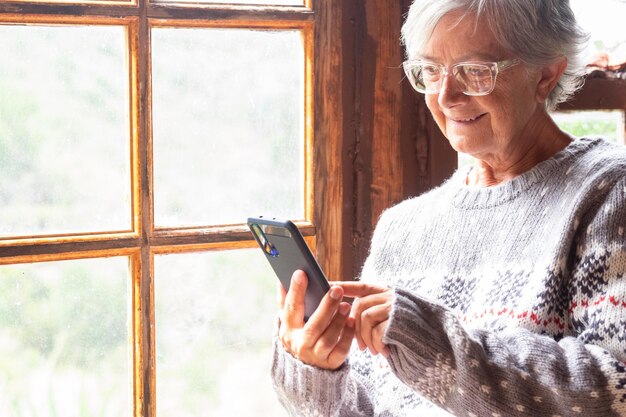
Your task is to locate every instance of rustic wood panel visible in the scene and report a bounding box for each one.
[352,0,404,273]
[348,0,457,276]
[312,0,356,281]
[0,241,140,265]
[147,4,312,21]
[559,78,626,110]
[0,1,313,21]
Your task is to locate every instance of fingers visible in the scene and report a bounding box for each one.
[278,272,355,369]
[372,321,390,358]
[277,281,287,310]
[327,316,356,369]
[360,303,391,355]
[337,281,388,298]
[350,290,392,356]
[301,285,345,348]
[282,270,308,328]
[312,302,351,358]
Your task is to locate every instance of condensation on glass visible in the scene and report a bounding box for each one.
[154,249,289,417]
[0,24,131,237]
[151,28,305,227]
[0,257,131,417]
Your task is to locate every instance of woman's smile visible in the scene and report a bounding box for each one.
[446,112,487,125]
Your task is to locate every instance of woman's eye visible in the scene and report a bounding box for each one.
[464,66,489,77]
[421,65,440,79]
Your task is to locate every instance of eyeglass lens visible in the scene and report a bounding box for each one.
[411,63,494,95]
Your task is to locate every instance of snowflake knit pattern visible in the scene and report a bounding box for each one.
[271,137,626,417]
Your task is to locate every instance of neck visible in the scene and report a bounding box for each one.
[467,114,572,187]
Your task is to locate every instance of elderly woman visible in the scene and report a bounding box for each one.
[272,0,626,416]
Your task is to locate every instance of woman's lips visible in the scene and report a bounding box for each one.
[449,113,487,123]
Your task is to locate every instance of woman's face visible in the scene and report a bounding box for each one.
[422,11,543,161]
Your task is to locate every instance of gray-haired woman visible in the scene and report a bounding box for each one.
[272,1,626,416]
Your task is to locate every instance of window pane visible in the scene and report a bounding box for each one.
[0,25,131,237]
[554,110,626,145]
[155,250,288,417]
[0,257,131,417]
[152,29,305,227]
[570,0,626,66]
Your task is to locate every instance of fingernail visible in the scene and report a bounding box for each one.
[339,303,350,316]
[330,286,342,300]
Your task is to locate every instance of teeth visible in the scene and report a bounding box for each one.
[455,115,480,122]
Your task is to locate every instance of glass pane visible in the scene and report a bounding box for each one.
[0,257,131,417]
[155,250,288,417]
[554,110,626,145]
[0,25,131,237]
[152,29,305,227]
[570,0,626,67]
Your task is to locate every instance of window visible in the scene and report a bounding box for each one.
[555,0,626,146]
[0,1,319,416]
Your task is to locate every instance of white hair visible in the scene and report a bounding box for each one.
[401,0,590,111]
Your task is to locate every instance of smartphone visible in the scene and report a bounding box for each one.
[247,216,330,321]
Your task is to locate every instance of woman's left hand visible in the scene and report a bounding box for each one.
[337,282,393,357]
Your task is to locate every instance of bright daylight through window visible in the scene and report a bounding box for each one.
[0,0,311,416]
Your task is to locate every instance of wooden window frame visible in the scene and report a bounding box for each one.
[0,1,321,416]
[557,77,626,140]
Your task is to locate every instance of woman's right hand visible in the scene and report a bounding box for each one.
[278,270,355,370]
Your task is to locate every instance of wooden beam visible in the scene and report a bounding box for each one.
[312,0,356,280]
[559,78,626,110]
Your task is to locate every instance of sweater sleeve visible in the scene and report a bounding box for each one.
[270,325,376,417]
[383,177,626,417]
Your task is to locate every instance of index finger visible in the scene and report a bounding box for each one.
[335,281,388,298]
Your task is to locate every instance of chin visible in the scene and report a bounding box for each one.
[446,134,472,154]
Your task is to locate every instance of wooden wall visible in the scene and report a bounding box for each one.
[313,0,457,281]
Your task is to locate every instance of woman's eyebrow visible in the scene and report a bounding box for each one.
[418,51,501,62]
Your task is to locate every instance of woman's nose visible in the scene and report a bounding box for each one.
[437,73,468,109]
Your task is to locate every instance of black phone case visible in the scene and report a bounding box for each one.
[247,216,330,320]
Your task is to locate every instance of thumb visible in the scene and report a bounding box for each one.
[282,270,308,327]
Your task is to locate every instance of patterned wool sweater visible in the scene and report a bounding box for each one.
[271,137,626,417]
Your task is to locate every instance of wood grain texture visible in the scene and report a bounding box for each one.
[349,0,456,275]
[559,78,626,110]
[0,1,312,21]
[312,0,356,280]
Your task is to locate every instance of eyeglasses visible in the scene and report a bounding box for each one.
[402,58,520,96]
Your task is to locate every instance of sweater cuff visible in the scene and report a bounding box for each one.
[271,321,351,416]
[382,288,457,407]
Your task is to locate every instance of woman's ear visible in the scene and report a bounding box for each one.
[535,57,568,103]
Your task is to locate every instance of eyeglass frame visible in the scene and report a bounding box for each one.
[402,58,521,96]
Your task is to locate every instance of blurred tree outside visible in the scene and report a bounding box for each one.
[0,24,130,236]
[155,249,288,417]
[0,258,130,417]
[0,21,301,417]
[151,28,305,227]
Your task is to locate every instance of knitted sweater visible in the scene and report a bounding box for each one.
[271,137,626,417]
